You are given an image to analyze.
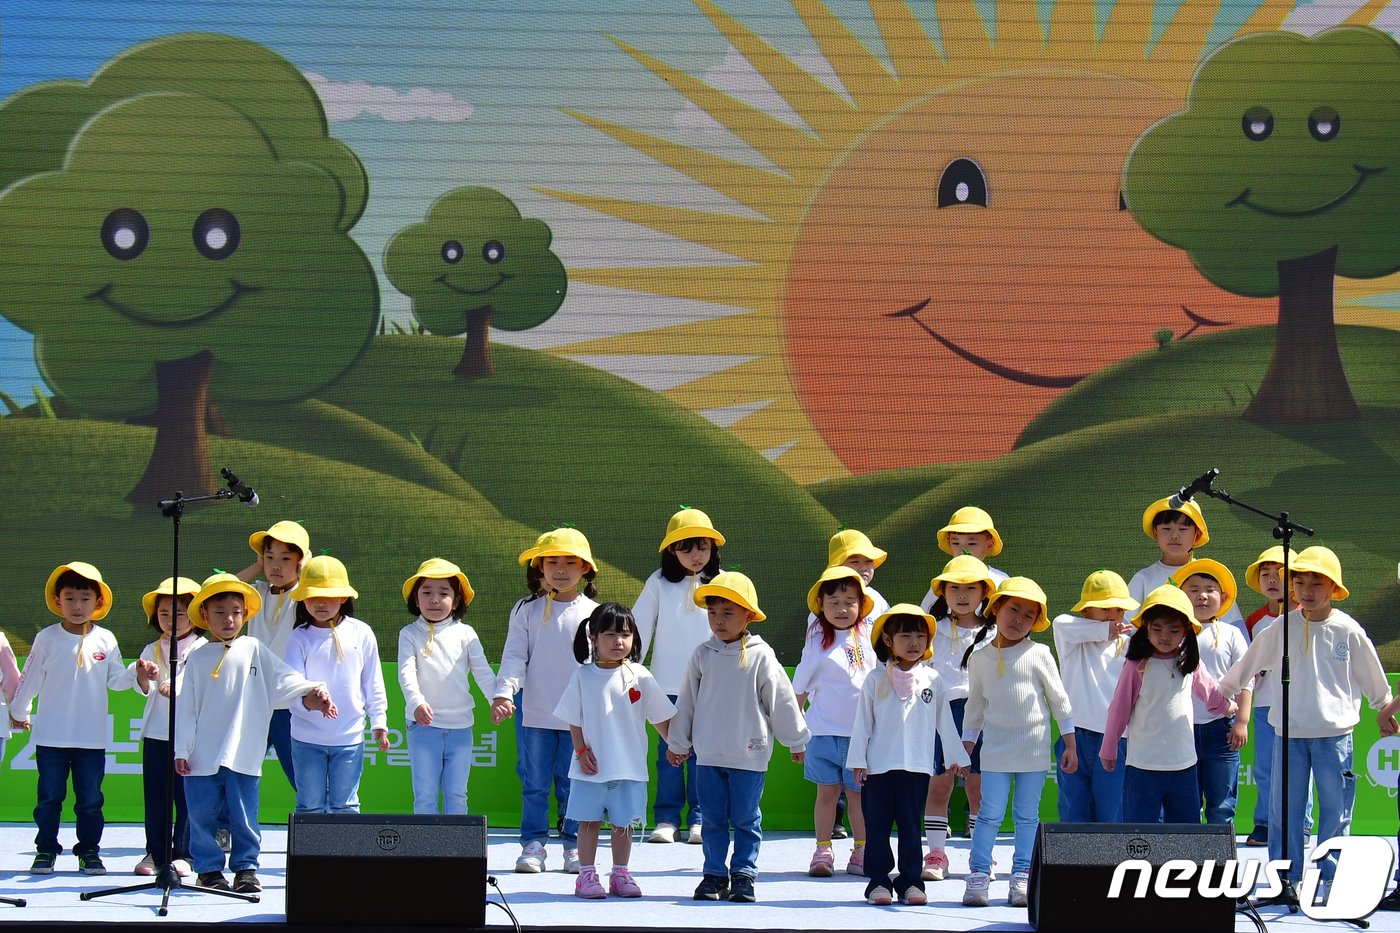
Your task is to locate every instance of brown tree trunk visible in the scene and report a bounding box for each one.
[1243,246,1359,424]
[454,307,495,380]
[125,350,216,507]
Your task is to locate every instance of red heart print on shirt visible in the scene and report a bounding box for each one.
[628,687,641,704]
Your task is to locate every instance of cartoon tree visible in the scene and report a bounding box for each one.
[0,35,378,505]
[1124,26,1400,423]
[385,187,566,379]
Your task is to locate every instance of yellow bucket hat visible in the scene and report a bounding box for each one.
[248,520,311,557]
[1170,558,1238,617]
[1289,546,1349,600]
[694,570,766,621]
[870,604,937,661]
[659,508,726,552]
[1245,546,1299,595]
[402,558,475,607]
[931,553,996,599]
[1141,497,1210,547]
[141,576,202,618]
[188,572,263,628]
[1071,569,1139,614]
[530,528,595,572]
[45,561,114,621]
[291,555,359,601]
[806,566,875,619]
[827,529,887,569]
[517,530,552,567]
[938,506,1004,557]
[985,576,1050,632]
[1131,584,1202,634]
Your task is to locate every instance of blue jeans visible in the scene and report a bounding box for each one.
[142,738,190,861]
[971,770,1046,875]
[695,765,765,879]
[185,767,261,874]
[1124,765,1199,823]
[1056,729,1126,822]
[861,769,928,898]
[267,708,296,789]
[654,695,700,827]
[1251,709,1314,835]
[1271,731,1354,883]
[291,739,364,813]
[518,726,577,848]
[1195,716,1239,826]
[408,723,475,814]
[34,745,105,857]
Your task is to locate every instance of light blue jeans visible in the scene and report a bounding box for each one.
[1270,731,1354,882]
[186,767,260,874]
[291,739,364,813]
[695,765,765,879]
[518,726,578,848]
[408,723,475,814]
[1251,709,1314,835]
[971,770,1047,875]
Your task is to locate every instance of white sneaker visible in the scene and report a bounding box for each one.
[687,823,703,845]
[962,871,990,907]
[515,841,546,873]
[648,822,677,843]
[1009,870,1030,907]
[563,848,581,874]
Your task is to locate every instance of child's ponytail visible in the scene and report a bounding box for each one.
[959,619,994,670]
[581,568,599,600]
[572,618,593,664]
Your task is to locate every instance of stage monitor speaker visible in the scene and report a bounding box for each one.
[1028,822,1237,933]
[286,813,486,927]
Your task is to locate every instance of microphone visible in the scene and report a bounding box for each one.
[220,467,259,508]
[1168,468,1219,510]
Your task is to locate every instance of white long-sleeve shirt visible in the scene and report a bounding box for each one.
[926,618,992,701]
[0,633,20,741]
[1130,560,1247,638]
[398,617,498,730]
[847,663,969,776]
[246,580,298,660]
[962,640,1074,773]
[11,623,130,749]
[1220,608,1392,738]
[132,632,207,741]
[1051,613,1129,733]
[791,624,877,736]
[175,636,325,776]
[633,571,713,695]
[285,617,387,747]
[494,592,597,731]
[554,662,675,782]
[1195,621,1251,724]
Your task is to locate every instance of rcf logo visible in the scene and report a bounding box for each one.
[1125,838,1151,859]
[376,829,401,851]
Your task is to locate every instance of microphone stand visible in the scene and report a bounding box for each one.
[82,484,259,914]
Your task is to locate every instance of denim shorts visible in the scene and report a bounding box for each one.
[935,698,982,774]
[803,734,861,792]
[564,778,647,825]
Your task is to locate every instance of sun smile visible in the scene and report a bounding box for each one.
[887,299,1087,388]
[1228,164,1385,218]
[88,280,261,327]
[436,273,511,297]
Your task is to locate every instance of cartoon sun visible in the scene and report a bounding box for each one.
[542,0,1390,479]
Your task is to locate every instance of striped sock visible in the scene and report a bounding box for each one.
[967,812,978,836]
[925,815,948,852]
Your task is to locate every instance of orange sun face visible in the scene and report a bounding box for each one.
[784,73,1274,471]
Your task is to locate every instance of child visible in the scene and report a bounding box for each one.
[398,558,498,814]
[633,507,724,845]
[1129,498,1246,636]
[922,553,995,880]
[237,519,310,789]
[792,566,877,877]
[10,562,145,875]
[0,628,18,764]
[174,573,336,893]
[1241,546,1297,847]
[1051,569,1136,823]
[492,527,601,874]
[285,556,389,814]
[555,603,675,899]
[849,604,969,907]
[920,506,1008,613]
[1219,547,1392,893]
[961,577,1074,909]
[1100,585,1235,824]
[1171,558,1252,829]
[131,576,205,876]
[667,571,810,904]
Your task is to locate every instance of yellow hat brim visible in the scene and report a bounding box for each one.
[1170,558,1238,617]
[937,525,1004,557]
[659,526,726,552]
[986,592,1050,632]
[248,521,310,557]
[46,563,114,621]
[402,571,475,606]
[806,568,874,618]
[141,577,202,619]
[1131,586,1203,635]
[1289,565,1349,600]
[1141,498,1210,547]
[870,605,937,662]
[1070,596,1140,613]
[693,582,766,621]
[189,578,263,629]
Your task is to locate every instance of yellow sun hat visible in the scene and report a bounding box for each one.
[659,508,726,552]
[806,566,875,618]
[402,558,475,607]
[1071,569,1139,614]
[45,561,114,621]
[188,572,263,629]
[1245,546,1300,595]
[937,506,1004,557]
[248,520,311,557]
[694,570,766,621]
[290,555,359,601]
[1141,497,1210,547]
[517,530,552,567]
[931,553,996,599]
[1170,558,1238,617]
[827,529,887,569]
[530,527,595,572]
[1289,546,1350,601]
[985,576,1050,632]
[1131,584,1202,635]
[870,604,937,662]
[141,576,202,618]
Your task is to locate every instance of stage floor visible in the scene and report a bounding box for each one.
[0,823,1396,930]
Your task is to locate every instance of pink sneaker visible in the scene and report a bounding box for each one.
[921,850,948,881]
[846,845,866,876]
[609,866,642,898]
[574,866,606,899]
[808,845,835,877]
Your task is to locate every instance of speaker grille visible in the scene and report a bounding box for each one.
[289,814,487,859]
[1038,823,1235,866]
